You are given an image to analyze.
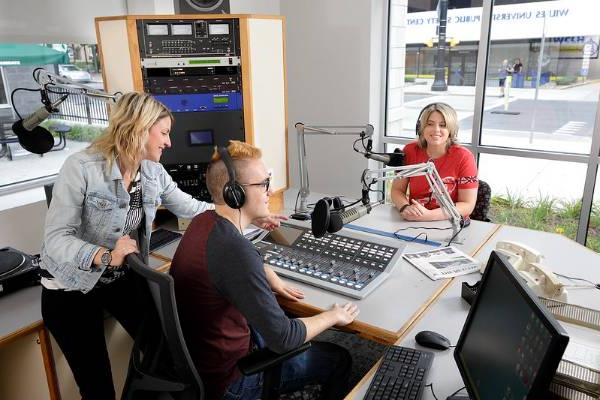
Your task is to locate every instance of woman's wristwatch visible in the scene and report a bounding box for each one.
[398,204,410,213]
[100,249,117,270]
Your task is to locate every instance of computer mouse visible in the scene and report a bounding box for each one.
[415,330,451,350]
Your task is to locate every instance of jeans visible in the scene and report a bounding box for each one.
[223,330,352,400]
[42,271,151,400]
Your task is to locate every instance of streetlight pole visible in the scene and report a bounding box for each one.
[431,0,448,91]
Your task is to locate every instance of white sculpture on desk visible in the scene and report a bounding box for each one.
[491,240,568,302]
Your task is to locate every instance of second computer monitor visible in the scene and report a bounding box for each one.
[454,251,569,400]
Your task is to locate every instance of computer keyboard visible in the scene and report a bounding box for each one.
[149,228,182,252]
[365,345,433,400]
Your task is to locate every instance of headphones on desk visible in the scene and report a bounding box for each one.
[415,102,452,136]
[218,146,246,209]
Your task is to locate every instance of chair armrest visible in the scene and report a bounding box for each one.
[237,342,311,376]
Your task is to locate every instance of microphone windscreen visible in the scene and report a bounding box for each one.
[327,211,344,233]
[12,121,55,154]
[388,149,405,167]
[311,198,331,238]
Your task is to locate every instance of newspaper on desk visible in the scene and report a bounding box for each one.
[402,246,480,280]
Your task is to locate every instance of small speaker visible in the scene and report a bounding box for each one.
[174,0,230,14]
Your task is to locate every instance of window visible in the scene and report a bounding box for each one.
[588,173,600,252]
[384,0,600,251]
[0,68,8,107]
[0,43,106,194]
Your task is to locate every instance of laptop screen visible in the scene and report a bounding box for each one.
[454,251,569,400]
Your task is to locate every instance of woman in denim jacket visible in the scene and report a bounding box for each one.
[41,93,285,399]
[40,92,213,399]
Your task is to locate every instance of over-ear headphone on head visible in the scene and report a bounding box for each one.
[415,102,452,136]
[218,146,246,209]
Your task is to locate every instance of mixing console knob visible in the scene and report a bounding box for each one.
[369,272,375,278]
[330,260,336,266]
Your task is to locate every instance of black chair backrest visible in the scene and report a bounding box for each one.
[44,183,54,207]
[127,254,204,398]
[471,180,491,222]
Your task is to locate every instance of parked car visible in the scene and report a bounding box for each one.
[58,64,92,83]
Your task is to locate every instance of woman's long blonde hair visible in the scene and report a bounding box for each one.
[88,92,173,172]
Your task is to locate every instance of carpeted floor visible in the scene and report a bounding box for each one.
[279,329,388,399]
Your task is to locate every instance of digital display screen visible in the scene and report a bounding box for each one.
[147,24,169,36]
[188,130,214,146]
[209,23,229,35]
[264,225,304,247]
[171,24,193,35]
[213,96,229,104]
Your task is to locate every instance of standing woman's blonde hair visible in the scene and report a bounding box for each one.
[416,102,459,150]
[89,92,173,171]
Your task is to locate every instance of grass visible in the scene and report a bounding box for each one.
[489,192,600,253]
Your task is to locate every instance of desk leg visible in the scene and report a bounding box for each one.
[38,327,62,400]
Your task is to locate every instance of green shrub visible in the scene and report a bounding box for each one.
[41,121,105,143]
[555,76,578,86]
[488,192,600,251]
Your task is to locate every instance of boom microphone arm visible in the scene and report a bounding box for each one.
[10,69,120,154]
[361,162,465,238]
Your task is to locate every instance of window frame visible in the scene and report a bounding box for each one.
[382,0,600,246]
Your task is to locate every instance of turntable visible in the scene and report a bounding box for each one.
[0,247,41,296]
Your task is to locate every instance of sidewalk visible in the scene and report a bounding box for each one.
[398,79,600,203]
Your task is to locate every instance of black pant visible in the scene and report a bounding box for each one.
[42,271,150,400]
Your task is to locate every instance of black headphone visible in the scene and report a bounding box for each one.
[415,102,452,136]
[218,146,246,209]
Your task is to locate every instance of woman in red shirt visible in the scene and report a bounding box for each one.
[391,103,478,221]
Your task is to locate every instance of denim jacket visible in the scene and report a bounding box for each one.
[41,150,214,292]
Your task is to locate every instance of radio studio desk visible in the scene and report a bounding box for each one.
[346,225,600,400]
[1,191,598,400]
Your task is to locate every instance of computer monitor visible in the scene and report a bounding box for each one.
[454,251,569,400]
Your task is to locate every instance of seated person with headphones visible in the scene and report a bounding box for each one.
[170,140,359,400]
[391,103,478,221]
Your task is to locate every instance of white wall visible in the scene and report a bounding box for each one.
[230,0,280,15]
[0,0,126,43]
[281,0,384,198]
[125,0,280,16]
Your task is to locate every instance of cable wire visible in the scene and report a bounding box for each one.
[426,383,439,400]
[554,273,600,290]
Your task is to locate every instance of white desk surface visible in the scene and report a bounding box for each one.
[347,224,600,399]
[152,197,499,344]
[0,254,167,345]
[476,224,600,311]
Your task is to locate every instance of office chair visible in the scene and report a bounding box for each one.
[470,180,491,222]
[124,254,311,400]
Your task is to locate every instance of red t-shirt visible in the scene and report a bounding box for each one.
[402,142,478,209]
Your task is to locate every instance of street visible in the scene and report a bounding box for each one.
[394,80,600,203]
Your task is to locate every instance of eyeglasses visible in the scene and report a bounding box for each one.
[240,176,271,193]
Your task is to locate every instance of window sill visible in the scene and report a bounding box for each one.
[0,187,46,212]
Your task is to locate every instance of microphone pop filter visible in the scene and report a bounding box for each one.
[311,198,331,238]
[12,121,54,154]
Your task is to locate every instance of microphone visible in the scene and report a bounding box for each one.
[12,94,68,154]
[328,200,384,234]
[363,148,404,167]
[311,198,383,238]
